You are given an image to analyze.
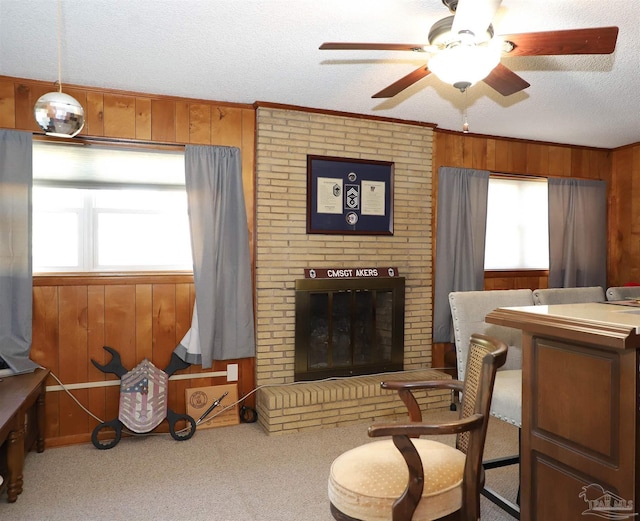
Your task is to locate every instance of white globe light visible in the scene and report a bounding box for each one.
[429,43,501,92]
[34,91,85,138]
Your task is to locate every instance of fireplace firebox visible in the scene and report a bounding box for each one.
[294,277,405,381]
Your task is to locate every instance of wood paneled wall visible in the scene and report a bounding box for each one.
[609,143,640,286]
[0,75,257,446]
[431,129,616,372]
[33,275,255,447]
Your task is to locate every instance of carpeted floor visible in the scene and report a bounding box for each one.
[0,410,519,521]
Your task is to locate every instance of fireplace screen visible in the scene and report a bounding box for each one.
[295,277,405,381]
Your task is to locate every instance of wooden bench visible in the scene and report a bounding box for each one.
[0,367,49,503]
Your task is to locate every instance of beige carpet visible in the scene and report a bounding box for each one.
[0,411,519,521]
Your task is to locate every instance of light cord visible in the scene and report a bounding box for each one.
[44,364,456,437]
[57,0,62,92]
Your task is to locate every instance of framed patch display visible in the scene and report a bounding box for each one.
[307,155,393,235]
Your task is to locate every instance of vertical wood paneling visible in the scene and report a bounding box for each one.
[15,82,49,132]
[104,94,136,138]
[135,284,153,362]
[87,285,106,430]
[242,107,256,257]
[135,97,152,140]
[211,105,243,146]
[526,143,548,175]
[433,130,615,295]
[189,103,211,144]
[494,138,512,172]
[152,284,178,411]
[151,99,176,142]
[30,277,222,446]
[609,145,640,286]
[173,283,193,407]
[86,91,105,137]
[485,139,496,171]
[0,79,16,128]
[104,285,137,369]
[32,286,60,439]
[175,100,190,143]
[57,286,89,437]
[0,75,257,446]
[548,145,571,176]
[470,137,487,169]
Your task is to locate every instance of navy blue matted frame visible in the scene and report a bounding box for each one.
[306,155,393,235]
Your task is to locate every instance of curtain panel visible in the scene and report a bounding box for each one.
[0,130,38,373]
[174,145,255,367]
[433,167,490,343]
[548,178,607,289]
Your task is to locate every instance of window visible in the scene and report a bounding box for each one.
[484,176,549,270]
[32,141,192,272]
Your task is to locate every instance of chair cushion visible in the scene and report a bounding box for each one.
[328,438,466,521]
[490,369,522,427]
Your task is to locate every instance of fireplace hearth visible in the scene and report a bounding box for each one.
[294,277,405,381]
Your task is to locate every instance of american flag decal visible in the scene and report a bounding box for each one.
[119,359,168,433]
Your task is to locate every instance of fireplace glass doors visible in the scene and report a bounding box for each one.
[294,277,405,381]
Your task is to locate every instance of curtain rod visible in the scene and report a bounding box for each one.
[33,134,185,151]
[489,171,606,182]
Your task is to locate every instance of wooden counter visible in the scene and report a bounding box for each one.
[486,302,640,521]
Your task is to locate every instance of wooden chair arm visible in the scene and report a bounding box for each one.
[368,414,483,521]
[381,379,464,423]
[367,413,484,438]
[381,379,464,393]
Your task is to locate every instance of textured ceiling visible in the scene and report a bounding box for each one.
[1,0,639,148]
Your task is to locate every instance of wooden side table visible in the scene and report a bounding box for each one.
[0,367,49,503]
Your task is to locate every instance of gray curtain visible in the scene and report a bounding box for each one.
[433,167,490,343]
[0,130,38,374]
[548,178,607,288]
[174,145,255,367]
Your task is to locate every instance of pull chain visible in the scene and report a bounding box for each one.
[462,89,470,133]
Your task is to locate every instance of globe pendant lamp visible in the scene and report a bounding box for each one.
[33,1,84,138]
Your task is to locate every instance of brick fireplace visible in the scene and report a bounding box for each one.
[253,106,446,434]
[294,276,405,381]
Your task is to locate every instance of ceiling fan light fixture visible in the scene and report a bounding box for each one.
[428,42,500,91]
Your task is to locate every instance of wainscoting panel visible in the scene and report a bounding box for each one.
[32,274,255,447]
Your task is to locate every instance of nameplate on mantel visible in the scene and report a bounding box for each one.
[304,267,399,279]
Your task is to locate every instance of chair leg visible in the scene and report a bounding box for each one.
[480,428,521,519]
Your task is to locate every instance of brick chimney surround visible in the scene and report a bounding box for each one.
[253,107,449,434]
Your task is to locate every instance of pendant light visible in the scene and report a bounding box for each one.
[33,0,85,138]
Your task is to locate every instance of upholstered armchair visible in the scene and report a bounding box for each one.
[532,286,605,305]
[328,333,507,521]
[605,286,640,301]
[448,289,533,518]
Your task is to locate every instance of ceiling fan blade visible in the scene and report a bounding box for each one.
[499,26,619,56]
[451,0,502,40]
[482,63,530,96]
[319,42,427,52]
[372,65,431,98]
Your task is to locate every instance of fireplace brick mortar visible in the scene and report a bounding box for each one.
[255,107,434,390]
[256,369,450,434]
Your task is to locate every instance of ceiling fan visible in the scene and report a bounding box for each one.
[319,0,618,98]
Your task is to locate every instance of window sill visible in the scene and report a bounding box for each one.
[33,271,194,286]
[484,269,549,278]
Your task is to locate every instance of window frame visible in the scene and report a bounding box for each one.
[32,138,192,274]
[483,173,550,271]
